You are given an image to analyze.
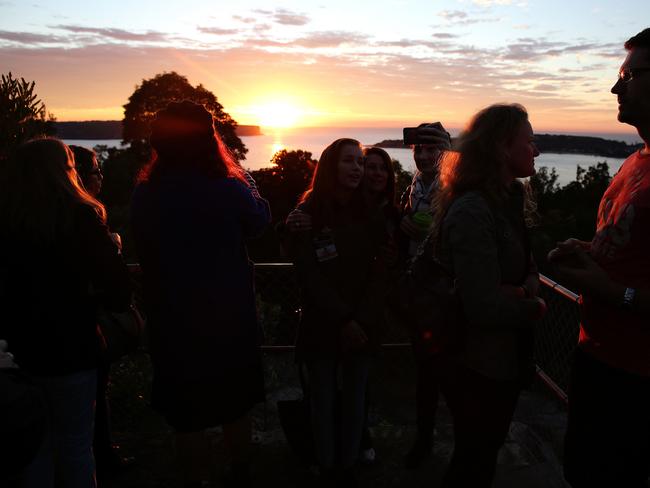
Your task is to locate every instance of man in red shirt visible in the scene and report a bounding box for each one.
[549,28,650,488]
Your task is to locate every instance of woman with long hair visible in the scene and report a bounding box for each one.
[288,138,386,485]
[432,104,545,487]
[0,138,131,488]
[130,101,270,488]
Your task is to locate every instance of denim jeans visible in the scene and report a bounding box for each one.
[21,369,97,488]
[306,355,371,469]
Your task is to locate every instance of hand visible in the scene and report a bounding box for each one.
[399,214,428,241]
[548,238,591,263]
[0,340,18,369]
[340,320,368,352]
[416,123,452,150]
[553,248,609,295]
[286,209,312,232]
[501,284,526,299]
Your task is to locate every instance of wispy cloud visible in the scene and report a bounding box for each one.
[198,27,239,36]
[0,30,67,44]
[53,25,168,42]
[253,8,310,26]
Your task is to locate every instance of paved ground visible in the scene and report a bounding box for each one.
[102,351,570,488]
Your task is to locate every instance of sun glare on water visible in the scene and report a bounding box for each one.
[252,101,302,129]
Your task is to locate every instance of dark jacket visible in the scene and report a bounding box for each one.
[438,185,538,381]
[289,197,387,361]
[0,204,131,376]
[131,168,271,383]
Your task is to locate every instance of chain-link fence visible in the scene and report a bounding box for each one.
[126,263,581,403]
[535,276,581,400]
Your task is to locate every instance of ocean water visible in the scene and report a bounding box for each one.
[65,126,641,186]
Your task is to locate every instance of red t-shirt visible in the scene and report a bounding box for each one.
[580,150,650,377]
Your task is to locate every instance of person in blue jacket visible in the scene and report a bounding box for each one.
[131,101,270,488]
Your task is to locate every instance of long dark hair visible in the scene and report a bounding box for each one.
[363,146,396,205]
[0,138,106,242]
[138,100,245,184]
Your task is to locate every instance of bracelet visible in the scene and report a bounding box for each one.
[622,287,636,310]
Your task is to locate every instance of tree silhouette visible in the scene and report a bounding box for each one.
[122,71,247,161]
[0,72,55,163]
[251,149,316,222]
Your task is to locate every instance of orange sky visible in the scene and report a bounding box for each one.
[2,1,648,136]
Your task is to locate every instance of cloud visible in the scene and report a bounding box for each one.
[53,25,168,42]
[253,8,310,26]
[291,31,369,48]
[438,10,468,20]
[233,15,257,24]
[436,10,500,26]
[432,32,459,39]
[0,30,67,44]
[472,0,514,5]
[198,27,239,36]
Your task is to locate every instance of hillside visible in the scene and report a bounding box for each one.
[373,133,642,158]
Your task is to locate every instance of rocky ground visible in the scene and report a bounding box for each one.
[101,350,570,487]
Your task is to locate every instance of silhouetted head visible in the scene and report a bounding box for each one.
[363,146,395,205]
[436,103,538,209]
[69,145,102,197]
[611,28,650,130]
[141,100,244,183]
[300,138,363,205]
[0,138,105,241]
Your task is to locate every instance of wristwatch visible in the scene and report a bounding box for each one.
[622,287,636,310]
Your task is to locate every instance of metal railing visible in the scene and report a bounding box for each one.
[128,263,581,405]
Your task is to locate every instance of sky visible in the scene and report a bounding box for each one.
[1,0,649,134]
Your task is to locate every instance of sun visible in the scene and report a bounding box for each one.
[252,101,302,129]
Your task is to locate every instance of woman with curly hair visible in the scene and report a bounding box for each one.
[432,104,545,487]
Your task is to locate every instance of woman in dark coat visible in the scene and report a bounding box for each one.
[0,138,131,488]
[131,101,270,487]
[287,138,386,485]
[433,104,545,487]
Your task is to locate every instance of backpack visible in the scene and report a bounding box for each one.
[387,224,464,356]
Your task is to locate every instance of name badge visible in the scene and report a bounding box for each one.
[313,227,338,262]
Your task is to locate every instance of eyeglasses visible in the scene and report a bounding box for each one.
[618,67,650,83]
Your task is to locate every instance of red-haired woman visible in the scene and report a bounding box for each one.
[131,101,270,487]
[287,138,386,484]
[433,104,545,487]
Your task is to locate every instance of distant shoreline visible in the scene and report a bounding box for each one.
[373,133,642,159]
[53,120,262,139]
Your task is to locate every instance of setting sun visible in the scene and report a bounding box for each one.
[251,101,303,129]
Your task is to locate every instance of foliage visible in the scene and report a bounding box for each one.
[251,149,316,222]
[530,162,611,274]
[122,71,247,161]
[0,72,55,162]
[392,158,413,203]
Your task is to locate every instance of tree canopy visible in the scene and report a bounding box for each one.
[0,72,55,162]
[122,71,247,161]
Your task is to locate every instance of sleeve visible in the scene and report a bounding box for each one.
[76,205,132,312]
[231,179,271,239]
[445,195,534,330]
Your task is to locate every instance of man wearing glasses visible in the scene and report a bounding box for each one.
[549,28,650,488]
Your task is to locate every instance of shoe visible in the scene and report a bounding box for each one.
[404,436,432,469]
